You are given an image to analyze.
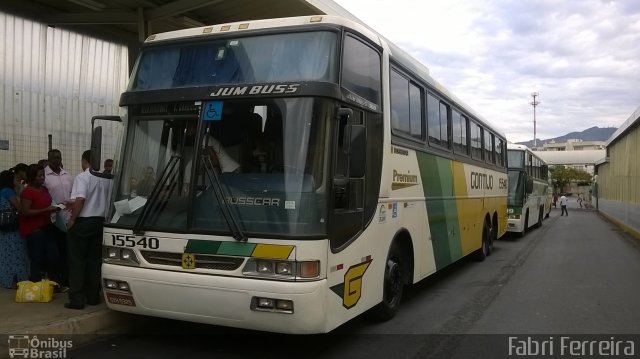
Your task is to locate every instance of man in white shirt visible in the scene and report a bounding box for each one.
[559,194,569,216]
[44,149,74,209]
[65,150,111,310]
[206,136,240,173]
[44,148,73,287]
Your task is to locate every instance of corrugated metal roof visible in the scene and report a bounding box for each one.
[0,0,327,45]
[606,105,640,147]
[535,150,606,166]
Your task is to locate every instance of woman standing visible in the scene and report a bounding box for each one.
[0,170,29,288]
[20,164,62,283]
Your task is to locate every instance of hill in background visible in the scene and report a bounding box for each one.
[516,126,617,147]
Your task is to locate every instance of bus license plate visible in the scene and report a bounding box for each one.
[106,292,136,307]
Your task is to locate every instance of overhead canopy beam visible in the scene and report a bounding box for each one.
[44,12,138,25]
[145,0,220,21]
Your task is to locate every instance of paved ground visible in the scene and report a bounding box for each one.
[0,200,630,357]
[0,277,134,353]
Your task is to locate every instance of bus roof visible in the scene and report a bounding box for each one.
[143,14,505,140]
[507,143,531,151]
[143,15,379,47]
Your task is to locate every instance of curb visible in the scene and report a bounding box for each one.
[1,309,135,353]
[20,309,133,336]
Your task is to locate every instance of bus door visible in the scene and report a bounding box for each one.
[328,107,366,249]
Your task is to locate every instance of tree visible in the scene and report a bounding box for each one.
[549,165,592,193]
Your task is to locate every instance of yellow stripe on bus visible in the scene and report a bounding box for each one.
[452,162,482,256]
[251,244,294,259]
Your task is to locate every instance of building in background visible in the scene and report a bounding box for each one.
[533,139,606,152]
[0,12,128,175]
[595,106,640,239]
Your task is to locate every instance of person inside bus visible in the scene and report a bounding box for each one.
[103,159,114,174]
[242,113,268,173]
[137,166,156,197]
[191,121,240,174]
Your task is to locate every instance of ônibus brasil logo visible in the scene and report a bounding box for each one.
[7,335,72,358]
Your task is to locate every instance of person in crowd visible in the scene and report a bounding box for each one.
[38,159,49,168]
[552,193,558,208]
[20,164,64,285]
[559,193,569,216]
[11,163,29,194]
[65,150,111,309]
[43,149,73,286]
[103,159,114,174]
[0,170,29,288]
[44,149,74,208]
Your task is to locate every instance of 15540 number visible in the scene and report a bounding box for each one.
[110,234,159,249]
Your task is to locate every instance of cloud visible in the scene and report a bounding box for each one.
[336,0,640,142]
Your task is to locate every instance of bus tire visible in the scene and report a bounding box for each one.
[474,220,491,261]
[490,214,498,253]
[371,243,404,321]
[535,207,543,228]
[518,211,529,238]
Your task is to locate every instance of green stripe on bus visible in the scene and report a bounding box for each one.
[217,241,256,256]
[418,153,462,269]
[185,240,221,254]
[185,240,256,257]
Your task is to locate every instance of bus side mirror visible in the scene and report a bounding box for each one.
[525,175,534,194]
[91,126,103,172]
[90,115,123,179]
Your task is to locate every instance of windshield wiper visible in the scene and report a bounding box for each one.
[201,151,247,242]
[133,155,180,235]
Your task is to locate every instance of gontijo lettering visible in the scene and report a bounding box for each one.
[470,171,493,190]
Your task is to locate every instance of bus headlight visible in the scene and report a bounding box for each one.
[275,262,293,275]
[103,246,140,266]
[107,247,120,259]
[256,260,273,274]
[243,259,320,280]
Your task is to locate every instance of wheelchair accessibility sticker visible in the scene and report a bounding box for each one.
[202,101,223,121]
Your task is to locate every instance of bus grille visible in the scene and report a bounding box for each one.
[140,251,245,271]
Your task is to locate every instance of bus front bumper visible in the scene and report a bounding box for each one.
[102,264,328,334]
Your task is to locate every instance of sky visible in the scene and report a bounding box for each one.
[334,0,640,143]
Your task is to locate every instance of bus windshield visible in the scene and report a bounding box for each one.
[507,150,524,169]
[109,97,332,238]
[130,31,338,90]
[508,170,525,207]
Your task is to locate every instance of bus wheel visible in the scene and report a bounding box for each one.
[371,244,404,321]
[535,207,543,228]
[474,221,491,261]
[518,211,529,238]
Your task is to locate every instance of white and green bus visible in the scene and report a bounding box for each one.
[506,143,552,237]
[91,15,508,334]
